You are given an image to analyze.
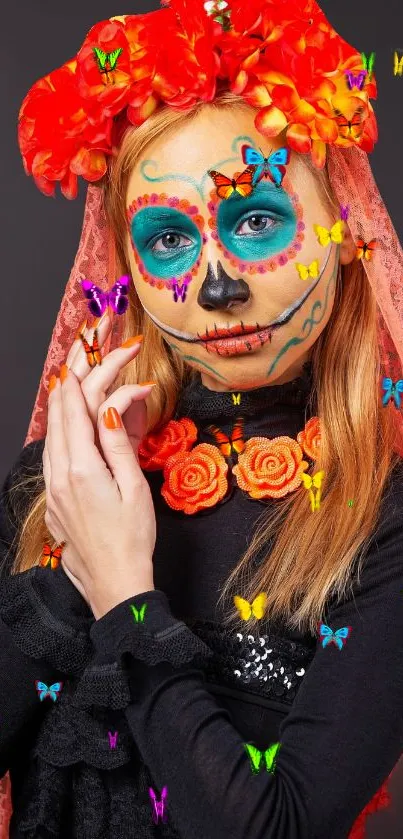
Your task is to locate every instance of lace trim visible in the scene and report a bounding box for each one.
[71,661,132,710]
[115,621,214,669]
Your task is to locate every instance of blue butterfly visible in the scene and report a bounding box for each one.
[35,680,63,701]
[241,145,290,187]
[318,624,351,650]
[382,377,403,409]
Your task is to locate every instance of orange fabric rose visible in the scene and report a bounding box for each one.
[232,435,309,500]
[161,444,229,514]
[138,417,198,471]
[297,416,321,460]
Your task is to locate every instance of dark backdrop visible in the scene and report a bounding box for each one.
[1,3,403,834]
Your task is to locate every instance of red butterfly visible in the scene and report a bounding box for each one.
[207,166,256,199]
[79,328,102,367]
[206,418,246,457]
[333,106,365,141]
[40,542,65,570]
[356,238,377,261]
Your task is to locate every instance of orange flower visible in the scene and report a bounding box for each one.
[232,435,309,499]
[138,417,198,471]
[297,416,321,460]
[161,443,229,514]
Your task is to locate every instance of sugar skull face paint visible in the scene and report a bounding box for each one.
[124,104,357,392]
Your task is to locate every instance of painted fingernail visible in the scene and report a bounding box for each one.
[138,380,157,387]
[121,335,144,348]
[102,407,123,429]
[48,375,58,394]
[74,318,87,340]
[60,364,69,384]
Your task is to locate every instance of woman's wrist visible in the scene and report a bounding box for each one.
[89,570,155,619]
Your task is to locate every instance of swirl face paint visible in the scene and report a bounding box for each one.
[207,173,305,274]
[126,193,207,303]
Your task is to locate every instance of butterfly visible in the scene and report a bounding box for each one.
[340,204,350,222]
[40,541,65,570]
[108,731,118,749]
[149,786,168,825]
[295,259,320,281]
[382,377,403,409]
[241,145,290,187]
[206,418,245,457]
[93,46,123,83]
[80,275,130,317]
[318,623,352,650]
[333,106,365,141]
[80,328,102,367]
[203,0,231,27]
[244,742,281,775]
[171,278,189,303]
[344,70,367,91]
[393,51,403,77]
[300,470,325,512]
[361,51,375,79]
[355,238,376,261]
[313,220,344,247]
[207,166,256,199]
[130,603,147,623]
[232,393,241,405]
[35,681,63,701]
[234,592,268,621]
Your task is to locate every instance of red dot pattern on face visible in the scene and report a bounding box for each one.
[126,193,207,294]
[207,173,305,274]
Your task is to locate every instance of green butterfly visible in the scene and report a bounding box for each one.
[244,742,281,775]
[130,603,148,623]
[361,51,375,78]
[93,46,123,77]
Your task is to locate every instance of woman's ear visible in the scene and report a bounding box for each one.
[339,224,357,265]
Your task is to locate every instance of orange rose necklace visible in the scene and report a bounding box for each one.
[138,365,323,516]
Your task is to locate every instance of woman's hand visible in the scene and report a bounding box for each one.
[42,315,157,618]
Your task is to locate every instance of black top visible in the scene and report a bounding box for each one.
[1,361,403,839]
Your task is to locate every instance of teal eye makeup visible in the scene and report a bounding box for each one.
[129,205,202,280]
[216,181,297,261]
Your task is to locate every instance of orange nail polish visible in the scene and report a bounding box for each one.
[121,335,144,348]
[138,380,157,387]
[103,407,123,429]
[60,364,69,384]
[48,375,58,393]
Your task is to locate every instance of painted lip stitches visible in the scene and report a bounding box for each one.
[196,321,277,356]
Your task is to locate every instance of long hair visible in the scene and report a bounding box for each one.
[8,90,399,633]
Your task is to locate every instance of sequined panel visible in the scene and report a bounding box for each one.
[191,621,316,705]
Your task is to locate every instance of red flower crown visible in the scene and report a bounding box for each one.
[18,0,378,200]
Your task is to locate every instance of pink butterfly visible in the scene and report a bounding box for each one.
[108,730,118,749]
[344,70,367,90]
[80,275,130,317]
[149,786,168,824]
[340,204,350,221]
[171,279,189,303]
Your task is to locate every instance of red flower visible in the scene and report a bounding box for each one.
[77,19,135,119]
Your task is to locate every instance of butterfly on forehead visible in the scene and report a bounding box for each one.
[80,276,130,317]
[207,166,256,199]
[241,145,290,187]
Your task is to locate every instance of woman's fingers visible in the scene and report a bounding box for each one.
[65,310,112,378]
[80,338,144,427]
[97,383,155,451]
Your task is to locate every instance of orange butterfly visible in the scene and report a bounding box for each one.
[356,238,377,260]
[80,328,102,367]
[206,418,246,457]
[208,166,256,199]
[333,106,365,141]
[40,541,65,570]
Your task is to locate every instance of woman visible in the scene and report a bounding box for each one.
[1,1,403,837]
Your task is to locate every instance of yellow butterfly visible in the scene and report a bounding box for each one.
[313,220,344,247]
[300,470,325,512]
[295,259,320,281]
[393,51,403,76]
[234,592,268,621]
[232,393,241,405]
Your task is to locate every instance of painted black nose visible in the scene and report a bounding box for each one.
[197,261,250,311]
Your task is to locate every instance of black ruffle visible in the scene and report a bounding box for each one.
[71,661,132,710]
[115,621,214,669]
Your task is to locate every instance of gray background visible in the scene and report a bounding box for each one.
[1,3,403,834]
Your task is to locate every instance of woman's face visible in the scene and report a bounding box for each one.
[125,105,356,392]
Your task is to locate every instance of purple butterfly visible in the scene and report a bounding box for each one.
[340,204,350,221]
[80,275,130,317]
[171,279,189,303]
[149,786,168,825]
[344,70,367,90]
[108,730,118,749]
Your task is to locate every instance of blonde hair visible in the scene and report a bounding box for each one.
[8,91,399,634]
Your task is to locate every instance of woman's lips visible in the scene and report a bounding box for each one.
[200,324,279,356]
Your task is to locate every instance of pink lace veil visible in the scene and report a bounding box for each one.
[23,143,403,457]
